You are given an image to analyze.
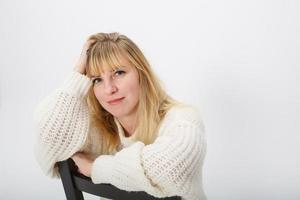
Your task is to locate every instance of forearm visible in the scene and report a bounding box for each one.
[89,117,206,199]
[33,71,92,177]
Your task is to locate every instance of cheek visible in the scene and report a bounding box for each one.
[125,78,140,97]
[93,87,104,103]
[126,70,140,96]
[123,78,139,95]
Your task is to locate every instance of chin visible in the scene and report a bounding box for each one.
[105,108,126,118]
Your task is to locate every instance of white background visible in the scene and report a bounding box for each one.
[0,0,299,199]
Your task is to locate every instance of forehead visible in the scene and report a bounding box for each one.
[102,56,131,71]
[88,52,133,77]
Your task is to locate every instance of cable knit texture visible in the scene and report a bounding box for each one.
[33,71,207,200]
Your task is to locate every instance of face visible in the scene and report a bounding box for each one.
[91,57,140,120]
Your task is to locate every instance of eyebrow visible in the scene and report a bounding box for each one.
[90,66,128,79]
[90,75,101,79]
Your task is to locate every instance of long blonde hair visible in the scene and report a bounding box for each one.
[85,32,180,154]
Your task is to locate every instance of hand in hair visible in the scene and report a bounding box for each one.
[74,39,97,75]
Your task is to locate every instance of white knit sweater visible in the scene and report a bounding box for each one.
[33,71,207,200]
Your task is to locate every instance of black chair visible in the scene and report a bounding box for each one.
[57,158,181,200]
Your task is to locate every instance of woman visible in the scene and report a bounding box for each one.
[33,32,207,200]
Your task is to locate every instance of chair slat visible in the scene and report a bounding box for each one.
[57,159,181,200]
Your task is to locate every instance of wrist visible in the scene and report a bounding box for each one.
[73,66,85,75]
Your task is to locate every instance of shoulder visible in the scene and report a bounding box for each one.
[164,104,204,124]
[156,104,205,138]
[158,104,205,133]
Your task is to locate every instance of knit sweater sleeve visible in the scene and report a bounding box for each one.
[90,106,207,199]
[33,71,92,178]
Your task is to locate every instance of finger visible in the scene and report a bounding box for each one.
[85,39,97,48]
[87,39,97,43]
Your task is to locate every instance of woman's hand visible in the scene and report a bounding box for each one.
[71,152,94,177]
[74,39,97,75]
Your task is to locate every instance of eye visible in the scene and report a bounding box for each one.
[114,70,125,76]
[92,78,102,85]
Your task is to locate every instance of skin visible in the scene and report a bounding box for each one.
[71,39,140,177]
[92,58,140,136]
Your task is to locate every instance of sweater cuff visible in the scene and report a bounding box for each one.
[90,142,149,190]
[91,155,114,184]
[90,142,167,197]
[60,71,92,98]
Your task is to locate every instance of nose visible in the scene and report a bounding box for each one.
[103,79,117,94]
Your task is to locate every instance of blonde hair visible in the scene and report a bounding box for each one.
[85,32,180,154]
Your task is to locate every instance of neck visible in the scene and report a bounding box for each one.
[117,114,138,137]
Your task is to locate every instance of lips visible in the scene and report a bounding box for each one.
[107,97,125,104]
